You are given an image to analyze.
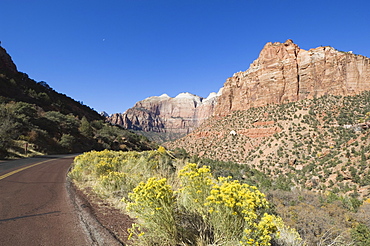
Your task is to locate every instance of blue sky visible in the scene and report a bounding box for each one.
[1,0,370,114]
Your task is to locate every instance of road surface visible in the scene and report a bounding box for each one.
[0,155,91,245]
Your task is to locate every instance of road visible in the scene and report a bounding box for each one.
[0,155,91,245]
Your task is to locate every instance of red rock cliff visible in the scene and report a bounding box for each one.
[109,40,370,141]
[215,39,370,116]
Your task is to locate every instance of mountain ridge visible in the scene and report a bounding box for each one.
[108,91,219,142]
[215,39,370,116]
[108,40,370,143]
[0,46,155,157]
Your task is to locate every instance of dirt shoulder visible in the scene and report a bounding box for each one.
[67,180,135,246]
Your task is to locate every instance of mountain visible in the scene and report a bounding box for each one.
[0,46,101,121]
[0,46,155,158]
[215,39,370,116]
[108,92,219,142]
[108,39,370,143]
[166,40,370,198]
[167,92,370,198]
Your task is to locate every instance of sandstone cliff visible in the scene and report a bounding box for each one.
[109,40,370,142]
[215,39,370,116]
[108,92,219,141]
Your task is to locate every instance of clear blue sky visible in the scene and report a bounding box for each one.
[1,0,370,114]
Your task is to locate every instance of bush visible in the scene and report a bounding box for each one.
[351,224,370,246]
[126,178,177,246]
[70,150,301,245]
[126,163,285,245]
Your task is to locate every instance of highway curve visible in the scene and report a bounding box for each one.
[0,155,93,245]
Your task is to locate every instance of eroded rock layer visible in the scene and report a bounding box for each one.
[108,92,218,138]
[109,40,370,141]
[215,39,370,116]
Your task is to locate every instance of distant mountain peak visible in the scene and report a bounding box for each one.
[100,111,109,117]
[159,93,170,98]
[175,92,200,99]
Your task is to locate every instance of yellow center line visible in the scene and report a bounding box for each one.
[0,159,55,180]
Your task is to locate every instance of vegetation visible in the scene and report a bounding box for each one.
[0,61,155,158]
[70,149,303,245]
[5,46,369,244]
[167,92,370,199]
[70,148,370,245]
[0,100,155,158]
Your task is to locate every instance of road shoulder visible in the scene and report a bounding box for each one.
[66,178,134,245]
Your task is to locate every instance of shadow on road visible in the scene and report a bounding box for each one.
[0,211,61,222]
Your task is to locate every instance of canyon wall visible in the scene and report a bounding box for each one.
[109,40,370,141]
[108,92,218,139]
[215,39,370,116]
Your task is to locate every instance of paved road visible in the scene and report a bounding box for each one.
[0,155,91,245]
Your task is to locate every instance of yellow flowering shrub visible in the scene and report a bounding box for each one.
[272,216,303,246]
[70,151,296,245]
[125,163,279,245]
[95,160,115,177]
[178,163,213,215]
[205,177,276,245]
[157,145,167,154]
[126,177,178,245]
[99,171,127,192]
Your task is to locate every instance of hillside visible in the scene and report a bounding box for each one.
[0,47,102,121]
[167,92,370,198]
[0,46,156,158]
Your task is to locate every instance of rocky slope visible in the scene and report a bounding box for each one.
[164,40,370,198]
[108,92,219,142]
[167,92,370,198]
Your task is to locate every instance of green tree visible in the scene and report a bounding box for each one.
[0,104,19,157]
[79,116,93,137]
[59,134,75,152]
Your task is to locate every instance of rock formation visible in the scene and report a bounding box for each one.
[215,39,370,116]
[109,39,370,141]
[108,92,219,141]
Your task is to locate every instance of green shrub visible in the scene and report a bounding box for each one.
[351,224,370,246]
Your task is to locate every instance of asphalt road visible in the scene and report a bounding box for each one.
[0,155,91,245]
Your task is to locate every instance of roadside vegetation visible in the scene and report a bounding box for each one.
[69,148,370,245]
[69,148,304,246]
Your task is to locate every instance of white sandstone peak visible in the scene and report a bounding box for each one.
[159,93,170,98]
[175,92,199,99]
